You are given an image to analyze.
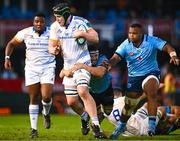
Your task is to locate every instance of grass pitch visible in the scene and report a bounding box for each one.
[0,114,180,140]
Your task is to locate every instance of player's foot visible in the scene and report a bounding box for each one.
[43,114,51,129]
[81,114,90,135]
[109,122,126,139]
[148,130,155,136]
[30,128,38,138]
[91,124,107,139]
[98,112,105,124]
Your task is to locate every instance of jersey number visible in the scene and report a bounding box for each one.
[113,109,121,121]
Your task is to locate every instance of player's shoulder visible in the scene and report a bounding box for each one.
[118,39,130,49]
[18,26,33,34]
[50,21,60,29]
[73,16,87,22]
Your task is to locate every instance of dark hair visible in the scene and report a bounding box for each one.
[130,23,142,28]
[88,44,99,52]
[34,12,46,18]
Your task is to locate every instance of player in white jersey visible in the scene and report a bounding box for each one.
[48,2,106,139]
[4,12,55,138]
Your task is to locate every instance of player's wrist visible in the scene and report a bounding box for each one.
[170,51,177,57]
[5,55,10,60]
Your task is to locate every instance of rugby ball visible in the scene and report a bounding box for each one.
[76,24,87,46]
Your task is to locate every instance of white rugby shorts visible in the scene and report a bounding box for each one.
[25,67,55,86]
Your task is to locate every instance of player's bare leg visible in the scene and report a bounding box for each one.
[143,77,159,136]
[41,84,53,129]
[66,96,90,135]
[77,85,107,138]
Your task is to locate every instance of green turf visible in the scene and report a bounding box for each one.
[0,114,180,140]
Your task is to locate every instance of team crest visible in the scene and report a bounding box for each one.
[129,52,134,56]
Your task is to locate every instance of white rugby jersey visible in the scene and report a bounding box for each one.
[125,104,162,136]
[15,26,55,68]
[107,97,125,127]
[49,16,92,69]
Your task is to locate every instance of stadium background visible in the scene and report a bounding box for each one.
[0,0,180,115]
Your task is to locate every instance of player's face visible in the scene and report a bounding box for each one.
[33,16,45,33]
[33,16,45,32]
[55,15,65,26]
[90,51,99,66]
[128,27,142,43]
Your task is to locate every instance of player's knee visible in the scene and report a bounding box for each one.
[66,98,77,106]
[42,96,51,103]
[77,86,88,98]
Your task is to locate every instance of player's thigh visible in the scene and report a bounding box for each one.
[74,69,91,88]
[40,67,55,84]
[142,75,159,94]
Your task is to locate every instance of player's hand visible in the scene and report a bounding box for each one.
[102,60,111,71]
[72,63,84,72]
[4,59,12,70]
[72,30,85,39]
[170,56,180,65]
[48,46,60,55]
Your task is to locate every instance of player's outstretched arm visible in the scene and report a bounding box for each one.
[109,53,122,69]
[4,38,20,70]
[163,44,179,66]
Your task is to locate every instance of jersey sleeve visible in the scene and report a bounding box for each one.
[149,36,167,51]
[83,19,93,31]
[115,40,127,58]
[14,29,26,43]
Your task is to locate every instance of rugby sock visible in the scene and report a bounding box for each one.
[81,111,89,121]
[149,116,156,133]
[42,99,52,116]
[29,105,39,130]
[91,117,100,126]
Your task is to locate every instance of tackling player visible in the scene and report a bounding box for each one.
[109,23,179,139]
[4,12,55,138]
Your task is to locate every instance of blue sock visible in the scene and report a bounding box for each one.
[81,111,89,121]
[149,116,156,133]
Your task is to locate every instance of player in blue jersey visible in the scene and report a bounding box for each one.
[109,23,179,139]
[4,12,55,138]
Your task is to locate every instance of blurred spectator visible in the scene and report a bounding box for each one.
[1,68,18,79]
[163,70,176,95]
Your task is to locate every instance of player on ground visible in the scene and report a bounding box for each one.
[107,96,180,136]
[4,12,55,138]
[109,23,179,139]
[48,2,106,139]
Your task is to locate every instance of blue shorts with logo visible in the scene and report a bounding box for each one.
[127,71,160,93]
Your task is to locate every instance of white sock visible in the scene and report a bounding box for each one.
[91,117,100,126]
[29,105,39,130]
[42,99,52,116]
